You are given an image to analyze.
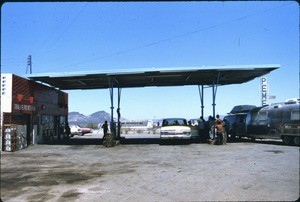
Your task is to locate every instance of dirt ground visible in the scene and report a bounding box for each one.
[1,132,299,202]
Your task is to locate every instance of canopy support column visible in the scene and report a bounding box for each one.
[212,84,216,118]
[198,85,204,117]
[117,87,122,140]
[108,77,115,136]
[212,71,221,118]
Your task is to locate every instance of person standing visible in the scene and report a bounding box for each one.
[102,121,108,139]
[65,122,71,139]
[208,116,216,140]
[215,115,223,145]
[198,116,208,143]
[222,118,229,145]
[216,114,222,124]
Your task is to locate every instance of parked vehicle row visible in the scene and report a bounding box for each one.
[71,98,299,146]
[223,99,300,146]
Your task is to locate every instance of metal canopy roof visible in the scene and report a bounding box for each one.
[27,65,279,90]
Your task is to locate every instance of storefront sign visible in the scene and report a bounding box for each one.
[261,77,268,105]
[13,103,36,112]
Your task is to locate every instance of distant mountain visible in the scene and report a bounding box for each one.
[88,110,112,123]
[68,112,89,125]
[68,110,126,126]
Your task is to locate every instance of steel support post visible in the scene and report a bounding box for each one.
[117,87,122,140]
[198,85,204,118]
[212,71,221,118]
[212,84,216,118]
[108,77,115,136]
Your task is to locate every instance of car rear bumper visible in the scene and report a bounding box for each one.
[160,135,191,140]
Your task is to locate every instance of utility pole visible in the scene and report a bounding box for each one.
[26,55,32,74]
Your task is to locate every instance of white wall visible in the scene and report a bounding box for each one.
[1,74,13,113]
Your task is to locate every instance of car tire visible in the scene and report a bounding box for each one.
[293,137,299,146]
[159,140,164,145]
[282,136,291,145]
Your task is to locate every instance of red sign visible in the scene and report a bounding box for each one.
[17,94,23,102]
[13,104,36,112]
[29,96,34,104]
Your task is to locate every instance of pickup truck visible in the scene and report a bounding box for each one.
[160,118,191,144]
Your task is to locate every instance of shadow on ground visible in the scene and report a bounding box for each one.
[41,137,162,145]
[40,136,294,147]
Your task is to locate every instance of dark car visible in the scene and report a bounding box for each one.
[223,113,247,140]
[224,105,257,140]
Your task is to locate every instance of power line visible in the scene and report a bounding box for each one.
[47,3,88,52]
[57,2,294,70]
[34,3,88,61]
[35,3,76,58]
[1,62,24,64]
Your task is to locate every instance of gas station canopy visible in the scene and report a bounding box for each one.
[26,64,279,139]
[27,65,279,90]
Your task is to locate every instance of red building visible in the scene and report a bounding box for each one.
[1,74,69,151]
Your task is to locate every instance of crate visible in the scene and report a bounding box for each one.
[3,125,19,152]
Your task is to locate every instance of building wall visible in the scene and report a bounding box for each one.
[1,74,69,151]
[11,74,37,115]
[1,74,13,113]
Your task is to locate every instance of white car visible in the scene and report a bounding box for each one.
[70,125,83,137]
[160,118,191,144]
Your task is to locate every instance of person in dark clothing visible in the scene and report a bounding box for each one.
[102,121,108,139]
[198,116,208,143]
[65,122,71,139]
[222,118,229,144]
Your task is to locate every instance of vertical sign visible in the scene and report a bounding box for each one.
[261,77,268,105]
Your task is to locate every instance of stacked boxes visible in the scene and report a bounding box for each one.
[3,125,28,152]
[3,125,18,152]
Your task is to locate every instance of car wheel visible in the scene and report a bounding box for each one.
[159,140,165,145]
[228,133,236,142]
[282,136,291,145]
[293,137,299,146]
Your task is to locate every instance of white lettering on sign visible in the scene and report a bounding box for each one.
[14,104,36,112]
[261,77,268,105]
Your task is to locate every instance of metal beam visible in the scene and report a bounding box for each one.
[212,84,216,118]
[108,76,115,136]
[212,71,221,118]
[117,87,122,140]
[198,85,204,118]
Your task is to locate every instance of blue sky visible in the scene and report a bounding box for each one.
[1,2,299,120]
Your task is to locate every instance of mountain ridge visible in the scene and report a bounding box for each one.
[68,110,126,126]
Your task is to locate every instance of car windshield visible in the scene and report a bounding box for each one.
[162,119,187,126]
